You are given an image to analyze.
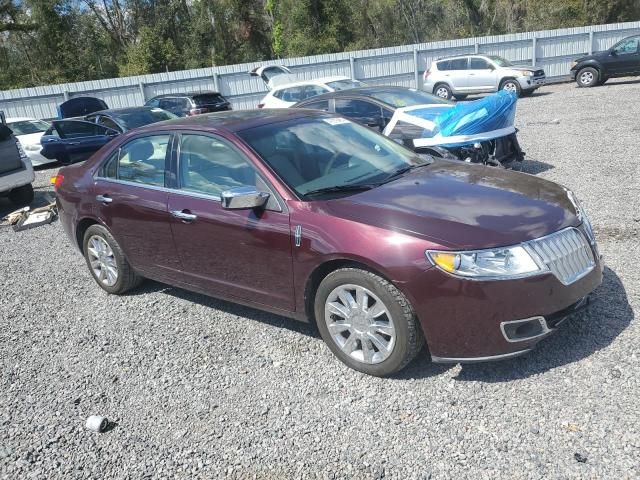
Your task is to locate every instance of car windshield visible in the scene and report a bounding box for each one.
[112,109,177,130]
[7,120,50,135]
[487,55,513,67]
[369,89,451,108]
[326,79,366,91]
[239,116,428,198]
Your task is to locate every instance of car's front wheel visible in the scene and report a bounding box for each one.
[314,268,424,376]
[83,224,142,294]
[576,67,599,87]
[500,79,522,96]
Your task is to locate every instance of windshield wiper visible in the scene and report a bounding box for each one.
[381,161,432,184]
[302,183,377,198]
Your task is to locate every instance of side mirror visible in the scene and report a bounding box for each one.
[221,186,270,210]
[610,49,617,56]
[488,64,496,71]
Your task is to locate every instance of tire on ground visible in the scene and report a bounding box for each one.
[83,224,142,295]
[500,79,522,96]
[8,184,34,205]
[433,83,453,100]
[314,267,424,377]
[576,67,599,88]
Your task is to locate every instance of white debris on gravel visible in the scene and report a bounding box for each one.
[1,80,639,479]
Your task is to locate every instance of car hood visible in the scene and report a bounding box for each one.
[15,131,44,146]
[574,51,609,63]
[507,66,543,74]
[321,160,579,249]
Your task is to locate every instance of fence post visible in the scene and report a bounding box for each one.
[413,48,419,88]
[63,91,70,101]
[138,82,146,102]
[213,72,220,92]
[474,42,479,54]
[349,56,356,80]
[588,29,594,55]
[531,37,537,66]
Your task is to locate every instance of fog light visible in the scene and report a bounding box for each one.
[500,316,550,342]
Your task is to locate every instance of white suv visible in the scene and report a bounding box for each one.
[250,65,365,108]
[423,55,546,100]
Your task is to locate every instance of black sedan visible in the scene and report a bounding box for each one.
[41,107,176,165]
[293,86,525,166]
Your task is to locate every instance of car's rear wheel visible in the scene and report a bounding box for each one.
[8,184,34,205]
[434,84,453,100]
[83,224,142,294]
[500,79,522,96]
[577,67,599,88]
[314,268,424,376]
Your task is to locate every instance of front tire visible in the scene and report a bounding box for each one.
[83,224,142,294]
[314,268,424,377]
[576,67,599,87]
[8,184,34,205]
[500,79,522,96]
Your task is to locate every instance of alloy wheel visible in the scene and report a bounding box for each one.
[87,235,118,287]
[324,284,396,365]
[435,87,450,98]
[503,81,518,93]
[580,71,594,86]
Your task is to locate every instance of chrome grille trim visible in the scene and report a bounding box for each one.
[526,227,595,286]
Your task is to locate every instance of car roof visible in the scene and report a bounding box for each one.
[149,92,222,99]
[272,76,353,90]
[88,107,161,116]
[139,109,332,134]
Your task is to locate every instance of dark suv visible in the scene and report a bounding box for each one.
[144,92,231,117]
[571,34,640,87]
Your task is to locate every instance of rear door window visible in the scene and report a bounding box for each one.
[274,86,305,102]
[449,58,469,70]
[193,94,226,106]
[54,120,112,139]
[335,99,382,119]
[103,135,170,186]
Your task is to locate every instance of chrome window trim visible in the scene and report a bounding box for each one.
[426,226,596,284]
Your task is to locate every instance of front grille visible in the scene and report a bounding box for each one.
[534,70,545,77]
[527,228,595,285]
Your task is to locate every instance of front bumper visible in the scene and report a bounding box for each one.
[570,70,578,81]
[518,75,546,90]
[430,296,594,363]
[403,238,603,362]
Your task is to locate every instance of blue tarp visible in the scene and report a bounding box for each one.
[405,90,518,148]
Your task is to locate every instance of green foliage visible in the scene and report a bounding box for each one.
[0,0,639,90]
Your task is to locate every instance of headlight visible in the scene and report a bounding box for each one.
[520,71,534,77]
[426,245,544,280]
[571,61,578,69]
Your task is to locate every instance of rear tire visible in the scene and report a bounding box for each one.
[83,224,142,294]
[8,184,34,206]
[314,268,424,377]
[576,67,599,88]
[433,84,453,100]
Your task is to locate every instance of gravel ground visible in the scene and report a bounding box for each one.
[1,80,639,479]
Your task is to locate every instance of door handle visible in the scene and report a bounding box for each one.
[67,141,80,145]
[96,194,112,204]
[171,210,197,222]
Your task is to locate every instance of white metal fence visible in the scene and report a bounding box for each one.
[1,21,639,120]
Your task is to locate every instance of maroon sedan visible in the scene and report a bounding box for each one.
[53,110,602,376]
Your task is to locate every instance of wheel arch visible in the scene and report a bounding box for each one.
[302,256,399,327]
[499,76,518,87]
[75,216,103,254]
